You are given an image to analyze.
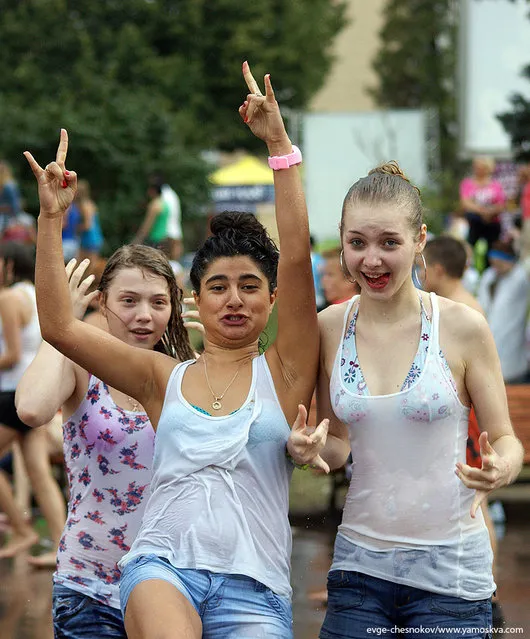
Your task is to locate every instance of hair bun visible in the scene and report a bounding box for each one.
[210,211,266,237]
[368,160,419,194]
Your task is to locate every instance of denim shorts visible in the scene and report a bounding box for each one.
[52,584,126,639]
[120,554,293,638]
[320,570,492,639]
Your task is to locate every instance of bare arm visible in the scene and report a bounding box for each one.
[454,308,524,514]
[0,290,22,370]
[316,312,350,470]
[241,65,319,422]
[134,199,161,244]
[24,131,174,426]
[16,258,98,427]
[15,341,77,427]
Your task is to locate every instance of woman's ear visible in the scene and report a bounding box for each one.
[417,224,428,252]
[192,290,199,307]
[269,288,278,313]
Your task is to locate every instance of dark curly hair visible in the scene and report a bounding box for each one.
[98,244,194,362]
[190,212,279,294]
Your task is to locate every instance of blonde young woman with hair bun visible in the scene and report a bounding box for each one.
[307,161,524,638]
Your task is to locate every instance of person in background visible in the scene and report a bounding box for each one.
[321,246,360,305]
[133,180,170,249]
[0,161,21,233]
[76,179,104,262]
[150,173,184,263]
[518,164,530,258]
[423,236,483,313]
[0,242,66,563]
[423,235,506,628]
[477,238,530,384]
[460,157,505,256]
[62,201,81,263]
[310,235,326,311]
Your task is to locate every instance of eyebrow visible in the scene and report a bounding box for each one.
[205,273,263,285]
[119,289,169,297]
[345,229,402,237]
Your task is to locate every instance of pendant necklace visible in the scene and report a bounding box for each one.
[203,354,242,411]
[127,396,141,412]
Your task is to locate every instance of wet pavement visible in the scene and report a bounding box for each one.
[0,502,529,638]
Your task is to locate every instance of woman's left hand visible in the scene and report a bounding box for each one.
[240,61,288,146]
[182,297,205,335]
[287,404,330,473]
[455,431,512,517]
[24,129,77,219]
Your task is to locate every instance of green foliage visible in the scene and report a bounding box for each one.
[0,0,346,252]
[498,64,530,163]
[370,0,459,216]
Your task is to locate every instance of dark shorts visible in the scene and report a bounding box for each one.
[0,390,31,435]
[53,584,126,639]
[320,571,492,639]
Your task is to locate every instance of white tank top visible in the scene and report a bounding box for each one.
[0,282,41,391]
[329,293,495,600]
[119,354,294,598]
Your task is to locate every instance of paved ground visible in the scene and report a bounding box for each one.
[0,500,528,638]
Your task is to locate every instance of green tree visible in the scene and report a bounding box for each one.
[0,0,346,251]
[497,67,530,163]
[369,0,459,227]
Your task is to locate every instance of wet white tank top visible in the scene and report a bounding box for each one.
[0,282,41,391]
[119,354,294,598]
[329,293,495,600]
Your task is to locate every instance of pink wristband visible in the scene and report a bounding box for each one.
[268,145,302,170]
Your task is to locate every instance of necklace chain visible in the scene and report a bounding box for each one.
[203,355,242,411]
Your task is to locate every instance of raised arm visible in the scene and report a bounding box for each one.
[24,131,174,424]
[241,63,318,414]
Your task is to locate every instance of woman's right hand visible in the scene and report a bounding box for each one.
[24,129,77,219]
[65,259,100,320]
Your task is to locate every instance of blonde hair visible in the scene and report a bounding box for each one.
[75,179,91,201]
[473,156,495,174]
[0,161,14,190]
[340,160,423,240]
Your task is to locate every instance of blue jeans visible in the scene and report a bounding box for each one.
[52,584,126,638]
[320,571,492,639]
[120,554,293,638]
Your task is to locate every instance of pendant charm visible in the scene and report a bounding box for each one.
[212,400,222,411]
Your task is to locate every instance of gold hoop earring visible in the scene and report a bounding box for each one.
[339,250,357,285]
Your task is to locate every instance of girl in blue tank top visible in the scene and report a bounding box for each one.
[313,162,524,638]
[26,62,327,639]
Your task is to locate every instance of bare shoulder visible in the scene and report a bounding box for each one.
[437,295,489,343]
[319,301,350,338]
[0,287,21,314]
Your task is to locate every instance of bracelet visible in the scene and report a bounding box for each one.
[268,145,302,170]
[285,448,309,470]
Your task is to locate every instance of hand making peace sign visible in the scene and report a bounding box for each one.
[239,61,289,146]
[24,129,77,218]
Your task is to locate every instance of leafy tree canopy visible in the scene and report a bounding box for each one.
[0,0,346,251]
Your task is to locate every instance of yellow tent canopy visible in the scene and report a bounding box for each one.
[210,155,273,186]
